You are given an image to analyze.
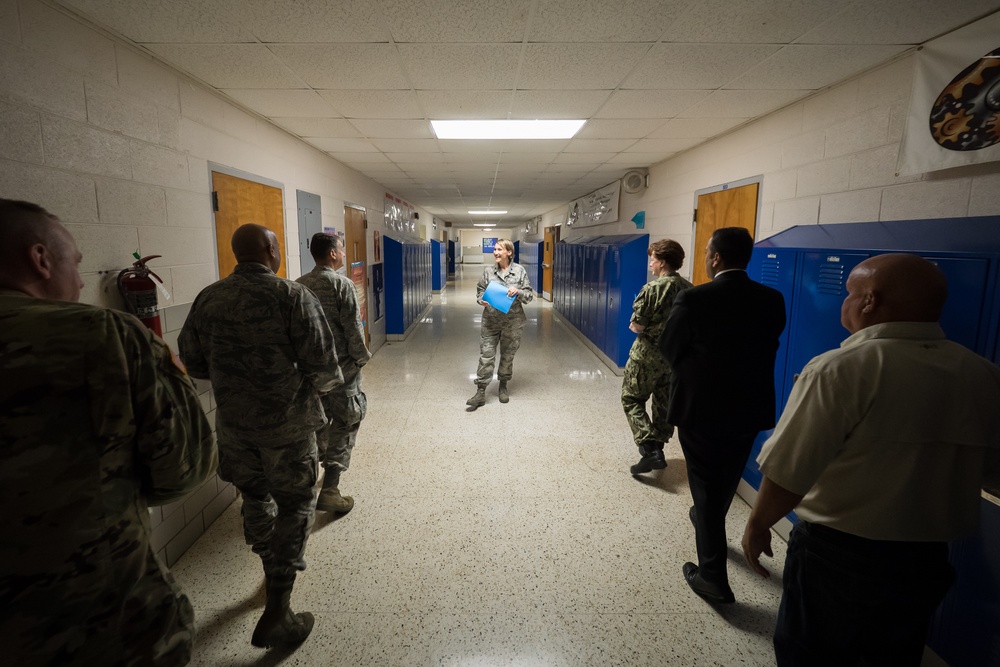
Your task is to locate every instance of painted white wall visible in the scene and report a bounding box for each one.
[539,53,1000,281]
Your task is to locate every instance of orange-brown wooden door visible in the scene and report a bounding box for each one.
[211,171,287,279]
[344,206,369,346]
[692,183,758,285]
[542,225,559,300]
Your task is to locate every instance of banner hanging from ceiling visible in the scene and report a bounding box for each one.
[566,180,620,229]
[897,12,1000,176]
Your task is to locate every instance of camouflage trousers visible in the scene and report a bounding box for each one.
[476,317,524,386]
[318,379,367,481]
[621,352,675,447]
[217,433,318,580]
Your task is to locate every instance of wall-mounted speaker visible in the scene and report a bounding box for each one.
[622,170,648,194]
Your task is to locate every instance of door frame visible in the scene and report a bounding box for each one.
[692,175,763,283]
[206,163,288,279]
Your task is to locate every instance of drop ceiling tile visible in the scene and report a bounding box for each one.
[509,90,612,118]
[575,119,665,139]
[306,137,379,152]
[371,138,441,153]
[417,91,514,120]
[677,89,809,118]
[269,44,407,89]
[400,44,521,89]
[441,152,503,164]
[222,89,339,117]
[381,0,530,42]
[528,0,684,42]
[271,117,359,137]
[796,0,1000,45]
[649,117,747,138]
[349,119,434,138]
[220,0,389,42]
[328,152,392,164]
[622,43,782,90]
[630,137,705,152]
[146,44,304,88]
[518,43,650,89]
[318,90,422,119]
[596,90,710,118]
[564,138,637,152]
[604,152,677,165]
[551,152,618,163]
[497,153,560,164]
[726,44,909,90]
[660,0,844,43]
[59,0,255,42]
[387,153,446,163]
[544,163,593,173]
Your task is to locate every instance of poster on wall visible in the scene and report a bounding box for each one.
[373,230,381,263]
[565,181,621,228]
[383,193,414,233]
[897,12,1000,176]
[351,261,367,327]
[482,237,498,252]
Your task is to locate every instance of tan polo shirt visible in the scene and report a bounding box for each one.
[758,322,1000,541]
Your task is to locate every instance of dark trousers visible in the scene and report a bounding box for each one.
[678,427,757,585]
[775,522,954,667]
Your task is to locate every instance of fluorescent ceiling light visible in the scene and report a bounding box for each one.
[473,223,496,227]
[432,119,586,140]
[469,209,507,215]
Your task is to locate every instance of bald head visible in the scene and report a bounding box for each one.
[231,223,280,272]
[840,254,947,334]
[0,198,83,301]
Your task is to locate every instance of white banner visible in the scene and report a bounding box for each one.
[566,181,621,228]
[897,12,1000,176]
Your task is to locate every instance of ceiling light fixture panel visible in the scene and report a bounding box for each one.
[432,120,586,140]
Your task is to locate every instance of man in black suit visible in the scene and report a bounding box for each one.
[658,227,786,604]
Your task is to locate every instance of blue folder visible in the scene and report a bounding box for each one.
[483,280,516,314]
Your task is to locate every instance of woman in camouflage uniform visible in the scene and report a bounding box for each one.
[623,239,693,475]
[467,238,534,408]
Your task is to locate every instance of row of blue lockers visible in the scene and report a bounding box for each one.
[383,235,432,335]
[513,240,544,294]
[447,240,456,275]
[745,217,1000,667]
[430,239,447,292]
[551,234,650,367]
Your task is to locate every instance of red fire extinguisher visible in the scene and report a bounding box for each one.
[118,253,167,337]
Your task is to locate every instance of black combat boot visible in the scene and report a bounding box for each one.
[630,442,667,475]
[251,576,314,648]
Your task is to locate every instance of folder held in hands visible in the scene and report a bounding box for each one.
[483,281,516,314]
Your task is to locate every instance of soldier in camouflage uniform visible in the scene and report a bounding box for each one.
[468,238,535,408]
[623,239,693,475]
[0,199,216,667]
[179,224,342,649]
[296,233,371,514]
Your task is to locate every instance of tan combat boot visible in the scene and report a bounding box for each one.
[466,385,486,408]
[251,576,314,648]
[498,381,509,403]
[316,485,354,513]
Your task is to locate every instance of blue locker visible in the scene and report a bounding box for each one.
[447,240,456,275]
[748,217,1000,667]
[431,239,446,292]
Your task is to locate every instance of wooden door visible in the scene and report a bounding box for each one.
[344,206,369,346]
[542,225,559,300]
[692,183,758,285]
[211,171,286,279]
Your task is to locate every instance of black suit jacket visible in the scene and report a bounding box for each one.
[658,270,786,434]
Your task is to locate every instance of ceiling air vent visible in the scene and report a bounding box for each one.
[622,170,647,194]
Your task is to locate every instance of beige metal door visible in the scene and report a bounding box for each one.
[211,171,286,279]
[692,183,758,285]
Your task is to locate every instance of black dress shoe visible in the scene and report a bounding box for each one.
[682,562,735,604]
[629,448,667,475]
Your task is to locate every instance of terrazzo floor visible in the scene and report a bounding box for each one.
[172,266,789,666]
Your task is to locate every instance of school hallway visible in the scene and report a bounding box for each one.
[172,266,788,666]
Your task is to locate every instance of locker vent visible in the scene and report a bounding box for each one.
[817,262,847,295]
[759,257,781,287]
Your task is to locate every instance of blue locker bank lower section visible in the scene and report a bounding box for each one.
[384,235,432,335]
[746,216,1000,667]
[552,234,649,368]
